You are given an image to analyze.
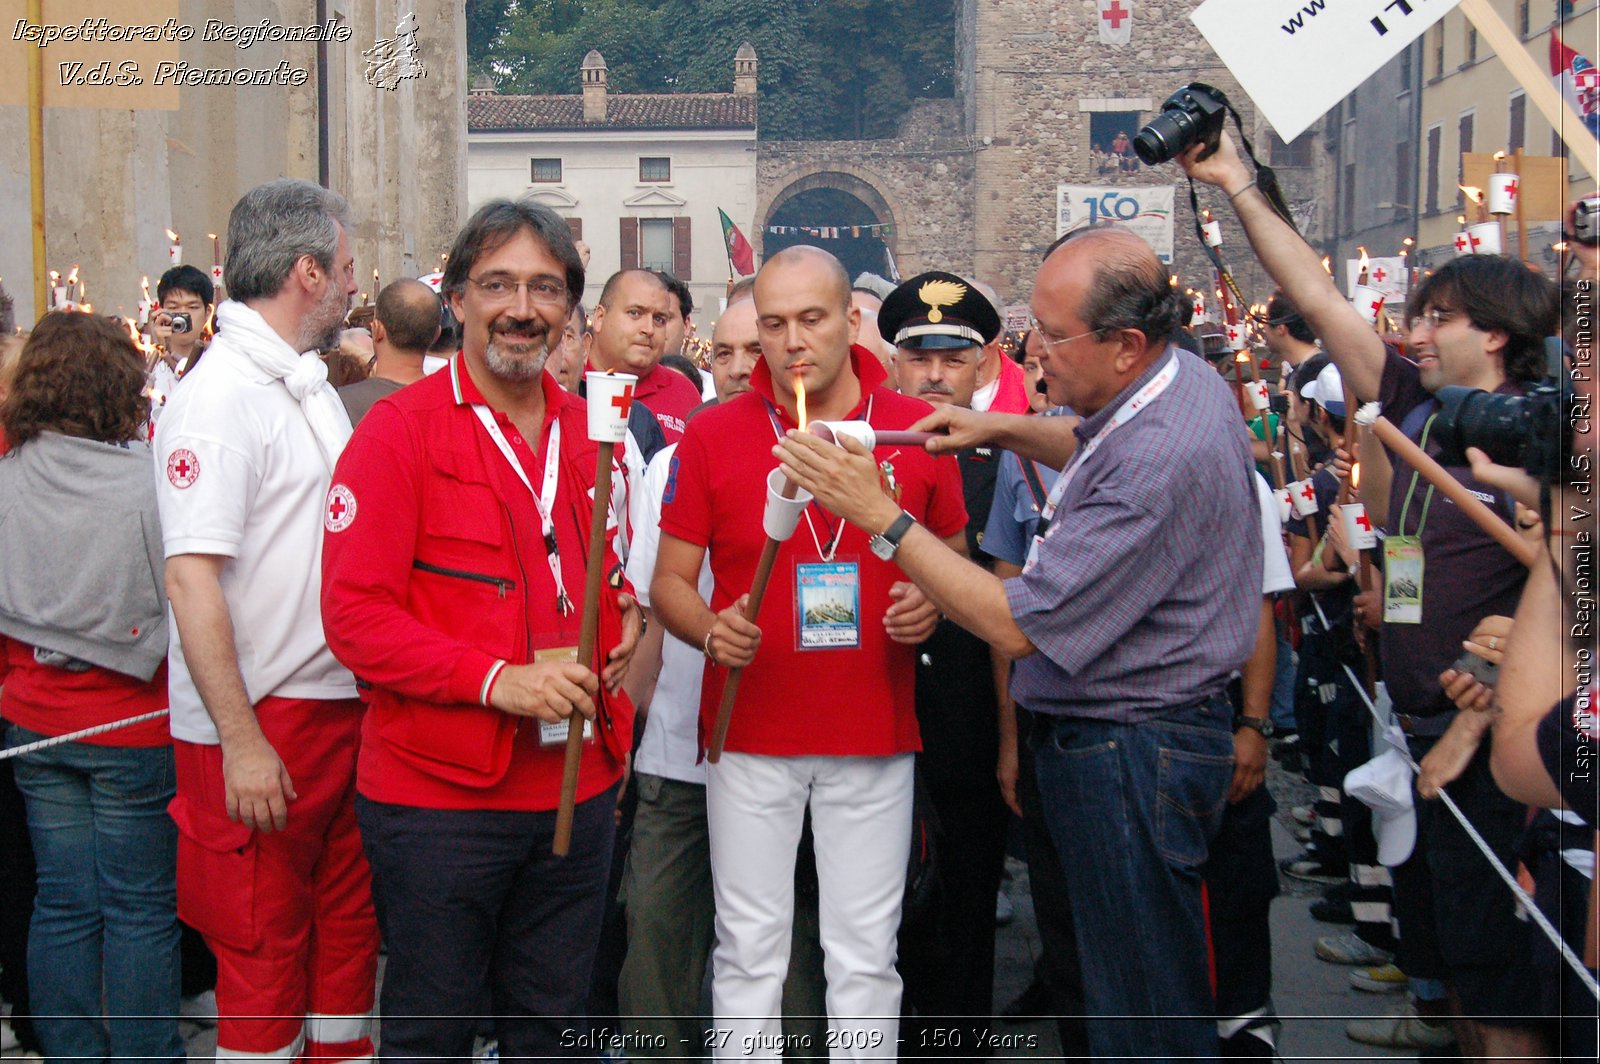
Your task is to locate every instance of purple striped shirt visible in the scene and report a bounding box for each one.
[1005,348,1262,722]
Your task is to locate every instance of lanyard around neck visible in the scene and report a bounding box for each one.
[762,393,875,563]
[1038,353,1179,528]
[470,404,574,616]
[1396,413,1438,540]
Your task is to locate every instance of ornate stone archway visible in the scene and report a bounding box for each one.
[755,166,905,265]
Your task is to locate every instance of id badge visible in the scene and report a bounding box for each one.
[1382,536,1424,625]
[795,560,860,650]
[1023,534,1044,573]
[533,645,594,745]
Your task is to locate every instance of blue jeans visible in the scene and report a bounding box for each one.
[1025,697,1233,1060]
[4,724,182,1064]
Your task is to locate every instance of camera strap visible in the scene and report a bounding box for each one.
[1185,105,1297,313]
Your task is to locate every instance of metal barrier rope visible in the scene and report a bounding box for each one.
[0,709,171,760]
[1342,664,1599,1001]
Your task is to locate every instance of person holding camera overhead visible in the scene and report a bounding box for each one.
[149,265,214,400]
[1182,129,1559,1059]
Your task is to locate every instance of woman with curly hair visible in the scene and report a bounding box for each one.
[0,311,182,1062]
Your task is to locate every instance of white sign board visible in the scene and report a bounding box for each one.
[1190,0,1461,142]
[1344,256,1409,304]
[1056,185,1177,263]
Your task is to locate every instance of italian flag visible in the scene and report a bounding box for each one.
[718,208,756,276]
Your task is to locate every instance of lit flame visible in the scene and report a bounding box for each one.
[1554,241,1570,252]
[140,275,151,300]
[1351,462,1361,490]
[165,229,179,243]
[1402,236,1415,247]
[1457,215,1467,226]
[794,371,807,430]
[1459,185,1484,206]
[1202,208,1213,223]
[1492,150,1506,163]
[1320,256,1331,275]
[65,264,78,286]
[1169,274,1179,287]
[1234,351,1250,363]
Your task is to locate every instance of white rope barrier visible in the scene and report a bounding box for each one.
[1341,664,1598,1001]
[0,709,171,760]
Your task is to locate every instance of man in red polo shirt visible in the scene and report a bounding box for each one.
[652,245,966,1060]
[590,268,702,442]
[320,198,643,1060]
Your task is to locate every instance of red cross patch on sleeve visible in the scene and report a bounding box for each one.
[325,484,358,532]
[166,449,200,489]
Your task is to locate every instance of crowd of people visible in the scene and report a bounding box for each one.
[0,124,1592,1064]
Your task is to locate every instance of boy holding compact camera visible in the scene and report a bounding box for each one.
[150,265,214,395]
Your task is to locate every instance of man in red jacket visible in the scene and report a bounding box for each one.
[320,198,643,1060]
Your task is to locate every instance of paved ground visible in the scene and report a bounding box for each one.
[4,761,1455,1062]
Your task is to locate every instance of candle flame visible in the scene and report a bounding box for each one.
[1457,214,1467,226]
[207,232,216,241]
[65,264,78,285]
[794,371,808,431]
[1168,274,1178,286]
[1554,241,1569,252]
[165,229,179,243]
[49,270,58,283]
[1320,256,1331,275]
[1351,462,1361,489]
[1459,185,1484,206]
[1234,351,1250,363]
[140,275,150,297]
[1492,150,1506,163]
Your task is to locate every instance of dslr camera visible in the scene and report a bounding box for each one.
[1134,83,1230,166]
[1432,339,1575,484]
[167,312,194,334]
[1571,194,1600,247]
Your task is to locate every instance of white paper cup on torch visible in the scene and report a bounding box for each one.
[1191,296,1206,323]
[1340,502,1378,550]
[210,265,224,289]
[1487,173,1519,216]
[1202,220,1223,248]
[1247,379,1270,412]
[1351,284,1385,326]
[1465,222,1503,256]
[763,467,814,541]
[51,286,67,310]
[168,243,181,266]
[1289,478,1320,517]
[810,420,877,450]
[1223,321,1245,351]
[1453,232,1473,257]
[584,371,638,443]
[1274,488,1292,525]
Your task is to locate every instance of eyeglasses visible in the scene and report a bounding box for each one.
[467,275,568,305]
[1407,308,1457,333]
[1027,312,1103,350]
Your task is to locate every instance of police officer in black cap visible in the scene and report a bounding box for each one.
[880,272,1012,1057]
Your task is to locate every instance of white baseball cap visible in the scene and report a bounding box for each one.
[1344,728,1417,867]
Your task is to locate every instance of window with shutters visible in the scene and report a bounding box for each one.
[1457,112,1474,210]
[1425,123,1442,214]
[1341,162,1356,232]
[1508,91,1527,154]
[1465,26,1477,66]
[1399,43,1413,90]
[639,219,674,272]
[1267,131,1312,168]
[1432,24,1444,80]
[639,157,671,182]
[1395,140,1412,207]
[566,217,583,243]
[530,158,562,183]
[1517,0,1530,36]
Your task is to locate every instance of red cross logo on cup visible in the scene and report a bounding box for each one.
[166,448,199,489]
[1454,233,1470,254]
[1298,482,1317,504]
[1468,232,1484,252]
[611,383,635,420]
[1354,510,1372,532]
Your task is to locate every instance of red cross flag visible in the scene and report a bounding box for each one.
[585,371,638,443]
[1097,0,1132,45]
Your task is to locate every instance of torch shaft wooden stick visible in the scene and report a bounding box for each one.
[553,441,616,856]
[1369,417,1539,567]
[706,477,798,763]
[1514,148,1529,266]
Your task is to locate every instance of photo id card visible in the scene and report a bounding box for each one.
[533,645,594,745]
[1382,536,1424,625]
[795,561,861,650]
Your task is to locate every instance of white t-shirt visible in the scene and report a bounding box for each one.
[1256,472,1295,596]
[625,444,712,784]
[153,332,356,744]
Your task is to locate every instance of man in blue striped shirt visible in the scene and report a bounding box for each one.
[776,226,1262,1060]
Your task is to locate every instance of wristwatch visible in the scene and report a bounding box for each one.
[869,511,917,561]
[1233,715,1275,739]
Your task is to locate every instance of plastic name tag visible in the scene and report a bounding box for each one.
[795,560,861,650]
[1382,536,1424,625]
[533,645,594,745]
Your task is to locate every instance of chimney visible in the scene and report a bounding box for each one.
[469,73,497,96]
[733,42,757,96]
[581,50,608,122]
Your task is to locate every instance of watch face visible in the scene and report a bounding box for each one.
[869,536,893,561]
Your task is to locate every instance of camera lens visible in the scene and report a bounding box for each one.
[1433,385,1529,467]
[170,313,193,334]
[1134,109,1194,166]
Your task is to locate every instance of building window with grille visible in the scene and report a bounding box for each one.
[639,157,671,182]
[1425,124,1442,214]
[1400,44,1413,90]
[639,219,674,271]
[1517,0,1530,36]
[1457,111,1475,208]
[1465,26,1478,65]
[530,158,562,183]
[1396,140,1412,206]
[1268,131,1312,168]
[1508,91,1527,153]
[1433,24,1445,80]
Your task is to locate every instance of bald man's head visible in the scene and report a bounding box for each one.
[375,279,442,353]
[757,245,851,316]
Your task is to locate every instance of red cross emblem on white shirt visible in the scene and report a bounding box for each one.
[1102,1,1130,28]
[611,383,635,419]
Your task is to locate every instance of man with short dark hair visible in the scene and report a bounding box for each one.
[321,197,643,1059]
[155,178,375,1062]
[781,227,1261,1059]
[1184,131,1558,1058]
[338,279,440,425]
[657,270,694,361]
[150,265,215,398]
[591,269,702,442]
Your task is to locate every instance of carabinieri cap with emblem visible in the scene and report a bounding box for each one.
[878,271,1002,351]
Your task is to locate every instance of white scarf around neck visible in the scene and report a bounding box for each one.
[215,300,352,470]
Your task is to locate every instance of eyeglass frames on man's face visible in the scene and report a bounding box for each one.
[1407,308,1457,334]
[467,275,568,305]
[1026,312,1101,350]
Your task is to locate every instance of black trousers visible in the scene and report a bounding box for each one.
[357,787,617,1062]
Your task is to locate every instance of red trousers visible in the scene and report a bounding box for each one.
[171,697,377,1061]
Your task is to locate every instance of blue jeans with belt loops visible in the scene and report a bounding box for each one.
[1026,696,1234,1061]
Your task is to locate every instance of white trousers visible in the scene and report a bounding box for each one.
[706,752,913,1062]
